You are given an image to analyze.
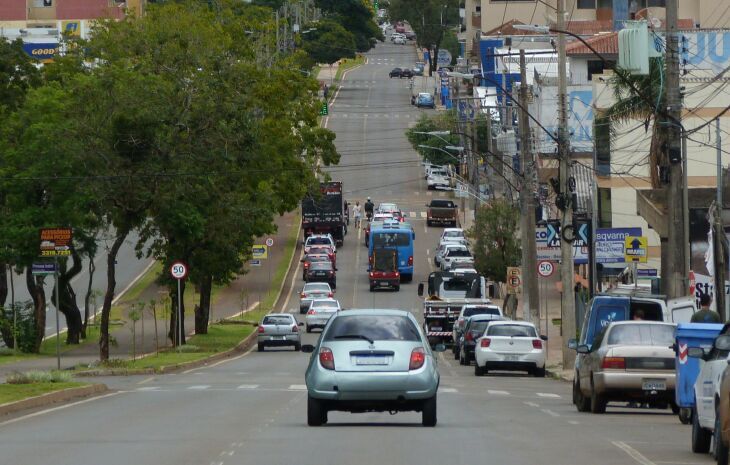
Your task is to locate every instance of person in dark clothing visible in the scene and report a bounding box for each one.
[691,293,722,323]
[364,197,374,221]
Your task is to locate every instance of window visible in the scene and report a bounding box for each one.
[33,0,53,6]
[463,307,501,317]
[263,316,293,325]
[488,325,537,337]
[598,188,612,228]
[587,60,615,81]
[577,0,596,8]
[324,315,421,342]
[595,116,611,176]
[373,232,410,247]
[607,324,675,346]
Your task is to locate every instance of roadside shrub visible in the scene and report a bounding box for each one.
[0,301,37,353]
[174,344,201,353]
[6,370,72,384]
[99,358,129,368]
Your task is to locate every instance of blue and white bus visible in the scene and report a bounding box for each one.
[368,220,415,282]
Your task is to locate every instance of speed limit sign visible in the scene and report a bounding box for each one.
[537,261,555,278]
[170,261,188,280]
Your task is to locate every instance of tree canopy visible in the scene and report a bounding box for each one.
[468,200,521,282]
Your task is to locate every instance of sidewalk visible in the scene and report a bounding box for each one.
[0,212,300,379]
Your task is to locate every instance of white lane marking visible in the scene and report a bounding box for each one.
[541,409,560,417]
[237,384,260,390]
[137,376,155,385]
[0,392,123,428]
[188,385,211,390]
[288,384,307,390]
[568,420,580,425]
[420,211,427,218]
[612,441,656,465]
[439,387,458,393]
[488,390,510,396]
[523,401,540,408]
[409,211,416,218]
[136,386,161,391]
[536,393,561,398]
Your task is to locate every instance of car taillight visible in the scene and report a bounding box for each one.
[602,357,626,369]
[300,292,306,298]
[328,271,334,276]
[328,253,334,260]
[319,347,335,370]
[409,347,426,370]
[408,256,413,266]
[369,272,374,277]
[395,272,400,277]
[532,339,543,349]
[304,262,310,269]
[307,309,315,315]
[292,324,299,332]
[466,331,474,342]
[257,326,264,333]
[328,292,334,297]
[480,338,491,348]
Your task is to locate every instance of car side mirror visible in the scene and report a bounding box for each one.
[298,322,304,326]
[540,335,548,341]
[433,343,446,352]
[576,345,590,354]
[417,283,424,296]
[688,347,706,359]
[301,345,315,353]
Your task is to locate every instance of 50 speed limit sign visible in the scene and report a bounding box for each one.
[170,261,188,280]
[537,261,555,278]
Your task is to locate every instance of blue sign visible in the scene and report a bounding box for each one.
[546,223,559,247]
[594,227,643,264]
[21,42,58,61]
[31,262,56,275]
[578,223,590,244]
[637,269,658,277]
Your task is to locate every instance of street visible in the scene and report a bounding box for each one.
[0,42,713,465]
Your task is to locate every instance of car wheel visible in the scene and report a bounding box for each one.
[533,366,546,378]
[306,325,312,333]
[716,408,729,465]
[459,351,467,366]
[422,395,437,427]
[691,406,712,452]
[590,378,607,414]
[332,281,336,289]
[394,285,400,292]
[426,220,432,227]
[307,395,327,426]
[679,407,693,425]
[294,343,301,352]
[474,364,486,376]
[257,343,264,352]
[369,285,374,292]
[453,347,460,360]
[573,378,590,412]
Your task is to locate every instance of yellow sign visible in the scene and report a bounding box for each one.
[252,245,268,260]
[62,21,81,37]
[624,236,648,263]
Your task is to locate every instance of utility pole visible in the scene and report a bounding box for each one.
[519,49,539,325]
[716,120,726,320]
[556,0,576,370]
[665,0,687,298]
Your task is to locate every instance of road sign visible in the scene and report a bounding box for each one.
[437,49,452,67]
[40,227,73,257]
[319,101,329,116]
[637,268,658,277]
[536,226,643,264]
[537,261,555,278]
[170,261,188,280]
[577,223,590,244]
[252,245,268,259]
[507,266,522,294]
[265,238,274,247]
[250,259,262,266]
[31,262,56,275]
[624,236,648,263]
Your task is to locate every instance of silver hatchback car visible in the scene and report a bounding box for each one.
[257,313,302,352]
[302,309,445,427]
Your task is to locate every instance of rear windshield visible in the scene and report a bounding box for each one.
[430,200,455,208]
[324,315,420,342]
[488,325,537,337]
[373,232,410,247]
[306,255,328,262]
[310,262,333,270]
[307,237,331,245]
[607,324,675,346]
[305,283,330,292]
[263,316,292,325]
[447,250,471,257]
[312,300,338,308]
[469,321,493,333]
[464,307,500,317]
[444,280,471,292]
[443,231,463,238]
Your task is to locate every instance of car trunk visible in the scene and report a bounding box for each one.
[488,336,535,353]
[262,322,294,336]
[327,341,421,373]
[606,346,675,372]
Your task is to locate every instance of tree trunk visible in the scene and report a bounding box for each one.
[82,252,96,339]
[100,232,128,361]
[194,274,213,334]
[53,250,84,344]
[26,268,46,353]
[168,280,186,346]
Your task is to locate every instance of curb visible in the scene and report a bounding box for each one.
[0,383,108,417]
[546,368,573,383]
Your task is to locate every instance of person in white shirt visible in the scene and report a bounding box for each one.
[353,201,362,227]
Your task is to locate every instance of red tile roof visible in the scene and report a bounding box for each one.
[566,32,618,56]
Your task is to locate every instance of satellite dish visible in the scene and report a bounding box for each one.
[650,17,662,29]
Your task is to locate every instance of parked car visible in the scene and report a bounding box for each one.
[389,67,403,78]
[257,313,302,352]
[299,282,334,313]
[457,314,505,365]
[440,228,465,242]
[416,93,435,109]
[426,199,458,226]
[439,245,473,271]
[434,242,467,268]
[572,321,677,414]
[301,253,331,280]
[453,304,503,359]
[304,260,337,288]
[302,309,445,426]
[400,68,413,78]
[412,66,423,76]
[304,234,336,254]
[688,329,730,455]
[474,321,547,377]
[305,298,341,333]
[427,174,450,191]
[716,358,730,464]
[394,36,407,45]
[405,31,417,40]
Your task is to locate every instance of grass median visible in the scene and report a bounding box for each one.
[0,382,88,404]
[334,55,365,81]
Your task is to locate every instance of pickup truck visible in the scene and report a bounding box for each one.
[426,199,458,227]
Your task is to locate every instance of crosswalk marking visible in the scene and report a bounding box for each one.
[487,390,510,396]
[188,385,211,390]
[288,384,307,391]
[237,384,260,390]
[440,387,458,393]
[420,211,427,218]
[536,393,561,398]
[409,212,416,218]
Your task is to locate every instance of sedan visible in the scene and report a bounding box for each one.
[400,68,413,78]
[305,261,337,289]
[305,245,336,267]
[416,93,435,109]
[427,174,450,190]
[377,202,400,215]
[389,67,402,78]
[301,253,331,280]
[474,321,547,377]
[257,313,302,352]
[302,309,445,427]
[394,36,407,45]
[305,298,341,332]
[299,282,334,314]
[457,315,505,366]
[572,321,676,414]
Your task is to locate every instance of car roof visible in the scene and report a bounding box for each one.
[607,321,676,327]
[488,320,534,327]
[334,309,410,317]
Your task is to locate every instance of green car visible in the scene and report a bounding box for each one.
[302,309,445,427]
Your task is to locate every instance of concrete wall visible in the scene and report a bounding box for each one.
[0,0,26,21]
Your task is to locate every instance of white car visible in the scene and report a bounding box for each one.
[690,332,730,454]
[439,245,472,270]
[427,174,450,190]
[425,165,448,179]
[474,321,547,377]
[377,202,400,215]
[438,236,469,249]
[440,228,465,242]
[434,242,466,267]
[304,234,336,254]
[305,298,341,332]
[299,282,334,313]
[394,36,406,45]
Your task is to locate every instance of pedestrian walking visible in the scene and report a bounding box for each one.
[691,293,722,323]
[353,201,362,228]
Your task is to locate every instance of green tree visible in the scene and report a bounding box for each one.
[316,0,383,52]
[468,200,520,282]
[406,112,461,166]
[301,19,357,65]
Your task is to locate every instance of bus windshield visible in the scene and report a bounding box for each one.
[373,232,410,247]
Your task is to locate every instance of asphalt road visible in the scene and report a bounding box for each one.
[0,42,714,465]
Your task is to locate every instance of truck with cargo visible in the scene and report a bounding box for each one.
[426,199,458,227]
[301,182,346,246]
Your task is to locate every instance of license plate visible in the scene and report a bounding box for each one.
[642,379,666,391]
[316,272,326,276]
[504,354,519,361]
[356,356,388,365]
[431,327,442,331]
[269,336,285,340]
[380,281,389,286]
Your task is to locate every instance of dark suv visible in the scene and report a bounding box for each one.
[400,68,414,78]
[305,261,337,289]
[458,315,504,365]
[389,67,402,78]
